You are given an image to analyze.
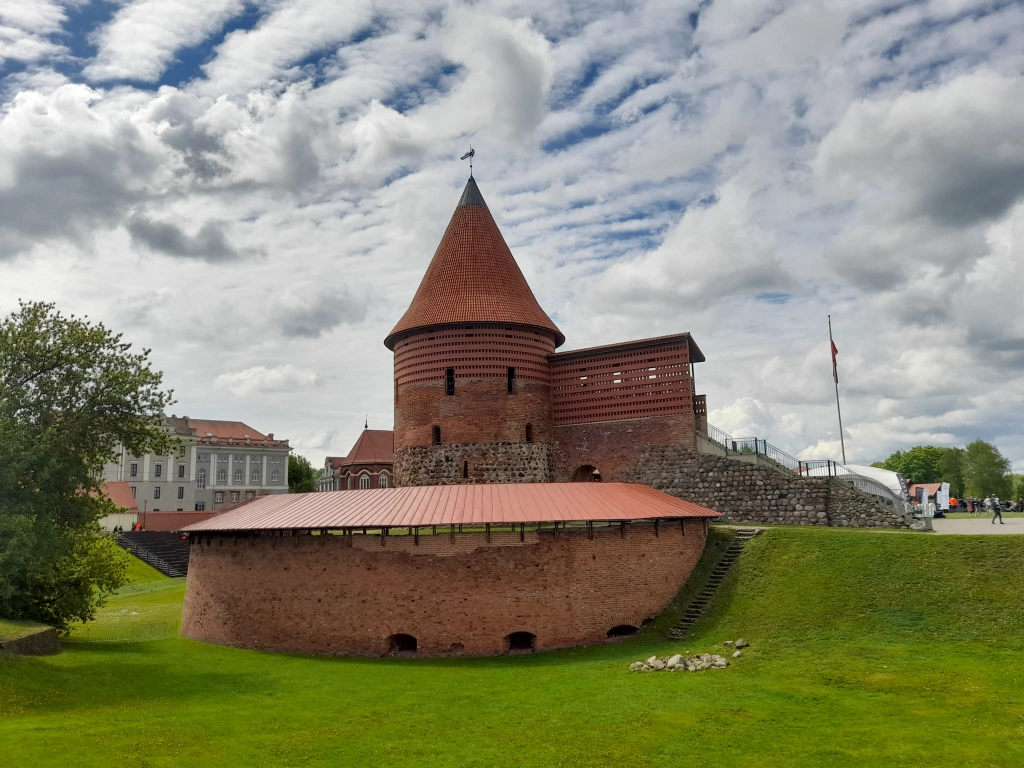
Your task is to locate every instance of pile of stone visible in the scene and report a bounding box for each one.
[628,639,750,672]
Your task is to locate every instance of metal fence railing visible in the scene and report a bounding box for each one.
[63,620,180,643]
[703,423,913,516]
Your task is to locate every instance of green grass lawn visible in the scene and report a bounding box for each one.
[3,527,1024,767]
[123,553,168,585]
[0,619,48,642]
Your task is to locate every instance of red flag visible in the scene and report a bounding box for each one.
[831,339,839,384]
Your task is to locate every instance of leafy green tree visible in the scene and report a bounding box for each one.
[878,446,947,483]
[938,448,965,498]
[1013,474,1024,500]
[289,454,318,493]
[0,301,173,629]
[962,440,1012,498]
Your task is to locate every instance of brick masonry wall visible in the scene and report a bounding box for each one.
[550,415,698,482]
[181,523,708,656]
[395,377,552,449]
[628,444,912,528]
[395,442,552,485]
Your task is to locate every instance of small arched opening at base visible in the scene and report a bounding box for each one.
[387,633,418,655]
[606,624,639,638]
[572,465,601,482]
[506,631,536,653]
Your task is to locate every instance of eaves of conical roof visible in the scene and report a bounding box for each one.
[384,177,564,350]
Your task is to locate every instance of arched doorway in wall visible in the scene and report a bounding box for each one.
[506,631,536,653]
[387,633,417,655]
[572,465,602,482]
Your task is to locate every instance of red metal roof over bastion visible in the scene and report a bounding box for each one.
[384,177,565,349]
[184,483,719,532]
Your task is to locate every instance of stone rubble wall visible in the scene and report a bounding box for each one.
[395,442,552,486]
[628,444,912,528]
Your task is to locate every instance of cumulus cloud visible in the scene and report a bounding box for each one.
[275,285,369,339]
[3,0,1024,470]
[816,71,1024,229]
[0,0,67,66]
[586,182,795,316]
[214,364,322,396]
[126,214,247,262]
[0,84,174,256]
[85,0,246,83]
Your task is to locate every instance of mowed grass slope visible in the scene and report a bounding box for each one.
[2,528,1024,767]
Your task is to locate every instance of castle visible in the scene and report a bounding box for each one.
[386,175,708,487]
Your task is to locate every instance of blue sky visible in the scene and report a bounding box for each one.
[1,0,1023,469]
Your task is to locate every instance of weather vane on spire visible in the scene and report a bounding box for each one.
[364,415,368,430]
[460,146,475,177]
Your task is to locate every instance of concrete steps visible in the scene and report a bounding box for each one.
[115,532,190,578]
[667,528,762,640]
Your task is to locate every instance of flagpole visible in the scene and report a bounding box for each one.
[829,314,847,464]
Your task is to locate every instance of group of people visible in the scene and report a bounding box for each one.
[953,496,1023,524]
[111,523,143,532]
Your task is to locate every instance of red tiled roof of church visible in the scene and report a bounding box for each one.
[343,429,394,465]
[384,177,564,349]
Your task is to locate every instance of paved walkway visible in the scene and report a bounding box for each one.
[931,517,1024,535]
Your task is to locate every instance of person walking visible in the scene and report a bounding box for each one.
[992,499,1005,525]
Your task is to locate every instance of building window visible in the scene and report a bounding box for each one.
[234,469,242,483]
[432,425,441,445]
[130,486,136,498]
[129,463,138,477]
[153,486,161,499]
[154,464,162,478]
[445,367,455,396]
[177,486,184,499]
[246,492,254,500]
[217,455,227,462]
[195,503,205,511]
[251,456,260,464]
[214,492,223,503]
[271,470,279,483]
[217,469,226,483]
[177,464,185,478]
[234,454,245,463]
[251,470,261,483]
[196,469,206,490]
[230,492,239,503]
[462,461,468,479]
[525,424,533,443]
[379,474,388,488]
[359,475,370,489]
[507,366,515,394]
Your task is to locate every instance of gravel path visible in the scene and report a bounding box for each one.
[931,517,1024,535]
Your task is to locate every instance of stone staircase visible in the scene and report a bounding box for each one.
[667,527,762,640]
[115,532,191,578]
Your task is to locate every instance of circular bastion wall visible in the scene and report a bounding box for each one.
[181,521,708,656]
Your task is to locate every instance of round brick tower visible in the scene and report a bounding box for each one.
[385,177,564,485]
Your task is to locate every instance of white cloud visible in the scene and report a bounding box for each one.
[85,0,246,83]
[215,364,322,396]
[2,0,1024,472]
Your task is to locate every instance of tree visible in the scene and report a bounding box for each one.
[877,446,948,483]
[1012,474,1024,500]
[289,455,317,493]
[0,301,173,629]
[938,447,965,498]
[962,440,1012,498]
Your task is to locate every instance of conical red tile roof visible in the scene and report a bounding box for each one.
[385,177,564,349]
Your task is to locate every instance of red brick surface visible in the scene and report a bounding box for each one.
[181,523,706,656]
[552,415,698,483]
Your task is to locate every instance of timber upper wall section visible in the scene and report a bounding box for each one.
[181,523,707,657]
